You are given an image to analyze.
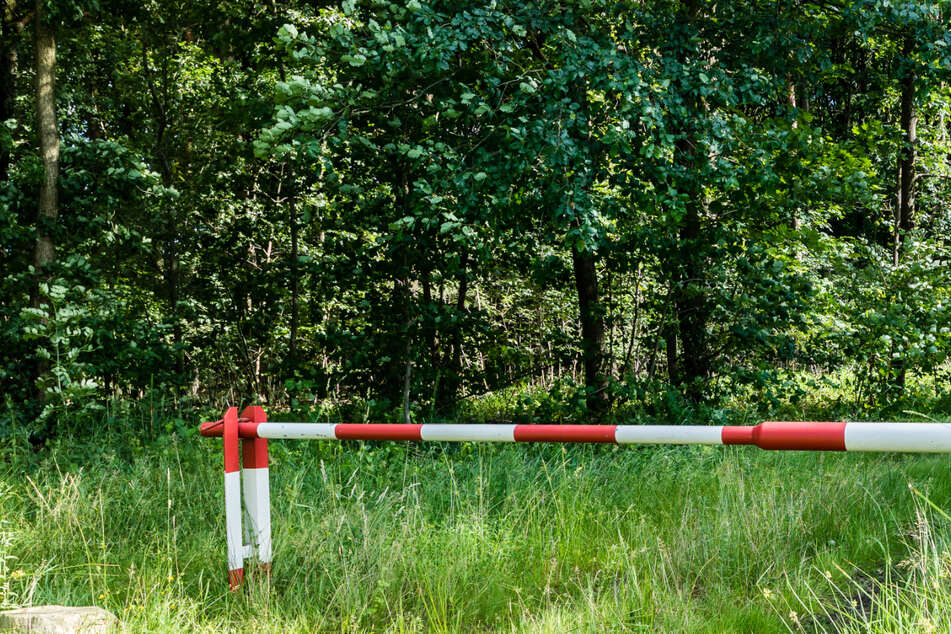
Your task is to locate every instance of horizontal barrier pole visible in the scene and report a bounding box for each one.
[199,420,951,452]
[204,407,951,592]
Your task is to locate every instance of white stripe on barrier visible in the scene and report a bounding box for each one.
[241,467,272,566]
[224,471,243,574]
[420,424,517,442]
[615,425,723,445]
[844,422,951,453]
[257,422,337,439]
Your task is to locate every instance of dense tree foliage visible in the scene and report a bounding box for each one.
[1,0,950,439]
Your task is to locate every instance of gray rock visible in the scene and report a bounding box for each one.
[0,606,118,633]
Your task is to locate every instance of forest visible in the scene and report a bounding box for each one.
[2,1,951,632]
[1,0,948,435]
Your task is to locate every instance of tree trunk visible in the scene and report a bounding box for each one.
[420,263,439,392]
[527,25,611,414]
[142,45,183,379]
[32,0,56,278]
[401,277,416,425]
[402,333,413,425]
[571,247,610,413]
[0,0,20,182]
[891,34,917,390]
[674,198,710,397]
[618,265,642,378]
[787,77,797,126]
[436,250,469,412]
[895,34,917,261]
[787,76,800,232]
[669,0,710,402]
[663,321,678,383]
[288,192,299,364]
[29,0,58,410]
[386,160,417,414]
[167,239,182,375]
[670,135,710,400]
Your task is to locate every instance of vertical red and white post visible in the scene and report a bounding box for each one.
[221,405,271,590]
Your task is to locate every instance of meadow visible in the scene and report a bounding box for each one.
[3,384,951,633]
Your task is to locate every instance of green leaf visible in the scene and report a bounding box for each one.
[279,24,298,41]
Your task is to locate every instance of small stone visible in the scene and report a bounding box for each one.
[0,606,119,633]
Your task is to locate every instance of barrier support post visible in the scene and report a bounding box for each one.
[240,406,271,578]
[222,406,244,589]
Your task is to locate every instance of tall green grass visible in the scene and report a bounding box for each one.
[4,428,951,632]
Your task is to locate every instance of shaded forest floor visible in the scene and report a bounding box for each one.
[3,379,951,632]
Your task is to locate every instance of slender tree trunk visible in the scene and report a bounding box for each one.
[663,320,678,383]
[672,139,710,399]
[31,0,56,278]
[528,28,611,413]
[288,192,299,364]
[388,160,417,417]
[669,0,710,402]
[436,250,468,412]
[786,78,797,126]
[29,0,57,409]
[787,76,800,232]
[0,0,20,182]
[142,45,183,378]
[891,34,917,390]
[606,267,615,377]
[420,263,439,390]
[645,323,661,381]
[892,36,917,267]
[619,265,642,378]
[571,247,610,413]
[897,34,917,257]
[167,239,181,374]
[402,333,413,424]
[384,273,411,400]
[800,80,810,115]
[401,276,417,425]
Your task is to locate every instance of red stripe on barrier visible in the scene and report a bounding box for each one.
[201,421,260,438]
[241,438,269,468]
[721,426,754,445]
[199,420,222,434]
[240,406,269,469]
[228,568,244,591]
[335,423,423,441]
[513,425,617,443]
[755,421,847,451]
[223,407,240,473]
[722,422,846,450]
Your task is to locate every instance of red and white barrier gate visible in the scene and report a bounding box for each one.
[200,409,951,589]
